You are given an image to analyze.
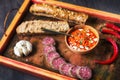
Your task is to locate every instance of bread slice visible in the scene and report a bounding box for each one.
[16,20,69,34]
[29,4,88,25]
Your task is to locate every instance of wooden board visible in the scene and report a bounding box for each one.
[0,0,120,80]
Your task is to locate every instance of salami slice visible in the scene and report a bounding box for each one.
[42,37,92,80]
[43,45,56,56]
[71,66,80,78]
[42,37,55,45]
[76,66,92,80]
[52,57,66,70]
[59,63,74,77]
[47,51,60,67]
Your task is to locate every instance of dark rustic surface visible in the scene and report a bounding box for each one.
[1,0,120,80]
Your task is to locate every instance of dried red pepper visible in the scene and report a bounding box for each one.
[94,37,118,64]
[101,28,120,39]
[105,22,120,32]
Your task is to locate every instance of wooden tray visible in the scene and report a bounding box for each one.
[1,0,120,80]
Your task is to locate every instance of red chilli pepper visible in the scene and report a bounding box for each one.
[105,22,120,32]
[94,37,118,64]
[101,28,120,39]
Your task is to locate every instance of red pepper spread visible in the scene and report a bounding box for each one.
[67,28,98,51]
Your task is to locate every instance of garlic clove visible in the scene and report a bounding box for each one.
[14,47,23,57]
[14,40,32,57]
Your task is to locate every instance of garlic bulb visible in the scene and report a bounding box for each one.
[14,40,32,57]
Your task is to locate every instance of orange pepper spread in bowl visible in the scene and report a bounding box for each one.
[66,25,99,53]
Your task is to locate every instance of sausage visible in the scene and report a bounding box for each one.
[71,66,92,80]
[46,51,60,67]
[76,66,92,80]
[42,37,56,55]
[16,20,69,34]
[43,45,56,55]
[52,57,66,70]
[59,63,74,77]
[42,37,92,80]
[71,66,80,78]
[30,4,88,25]
[42,37,56,46]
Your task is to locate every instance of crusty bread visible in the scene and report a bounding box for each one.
[16,20,69,34]
[29,4,88,25]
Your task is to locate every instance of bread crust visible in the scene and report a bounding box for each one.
[29,4,88,25]
[16,20,69,34]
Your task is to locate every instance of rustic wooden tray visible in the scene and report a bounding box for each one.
[0,0,120,80]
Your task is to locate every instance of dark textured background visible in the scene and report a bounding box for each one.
[0,0,120,80]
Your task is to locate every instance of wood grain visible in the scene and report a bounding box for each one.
[0,56,76,80]
[0,0,30,53]
[1,0,120,80]
[32,0,120,23]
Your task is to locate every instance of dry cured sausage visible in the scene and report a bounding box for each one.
[42,37,92,80]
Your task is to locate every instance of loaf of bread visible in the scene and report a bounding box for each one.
[29,4,88,25]
[16,20,69,34]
